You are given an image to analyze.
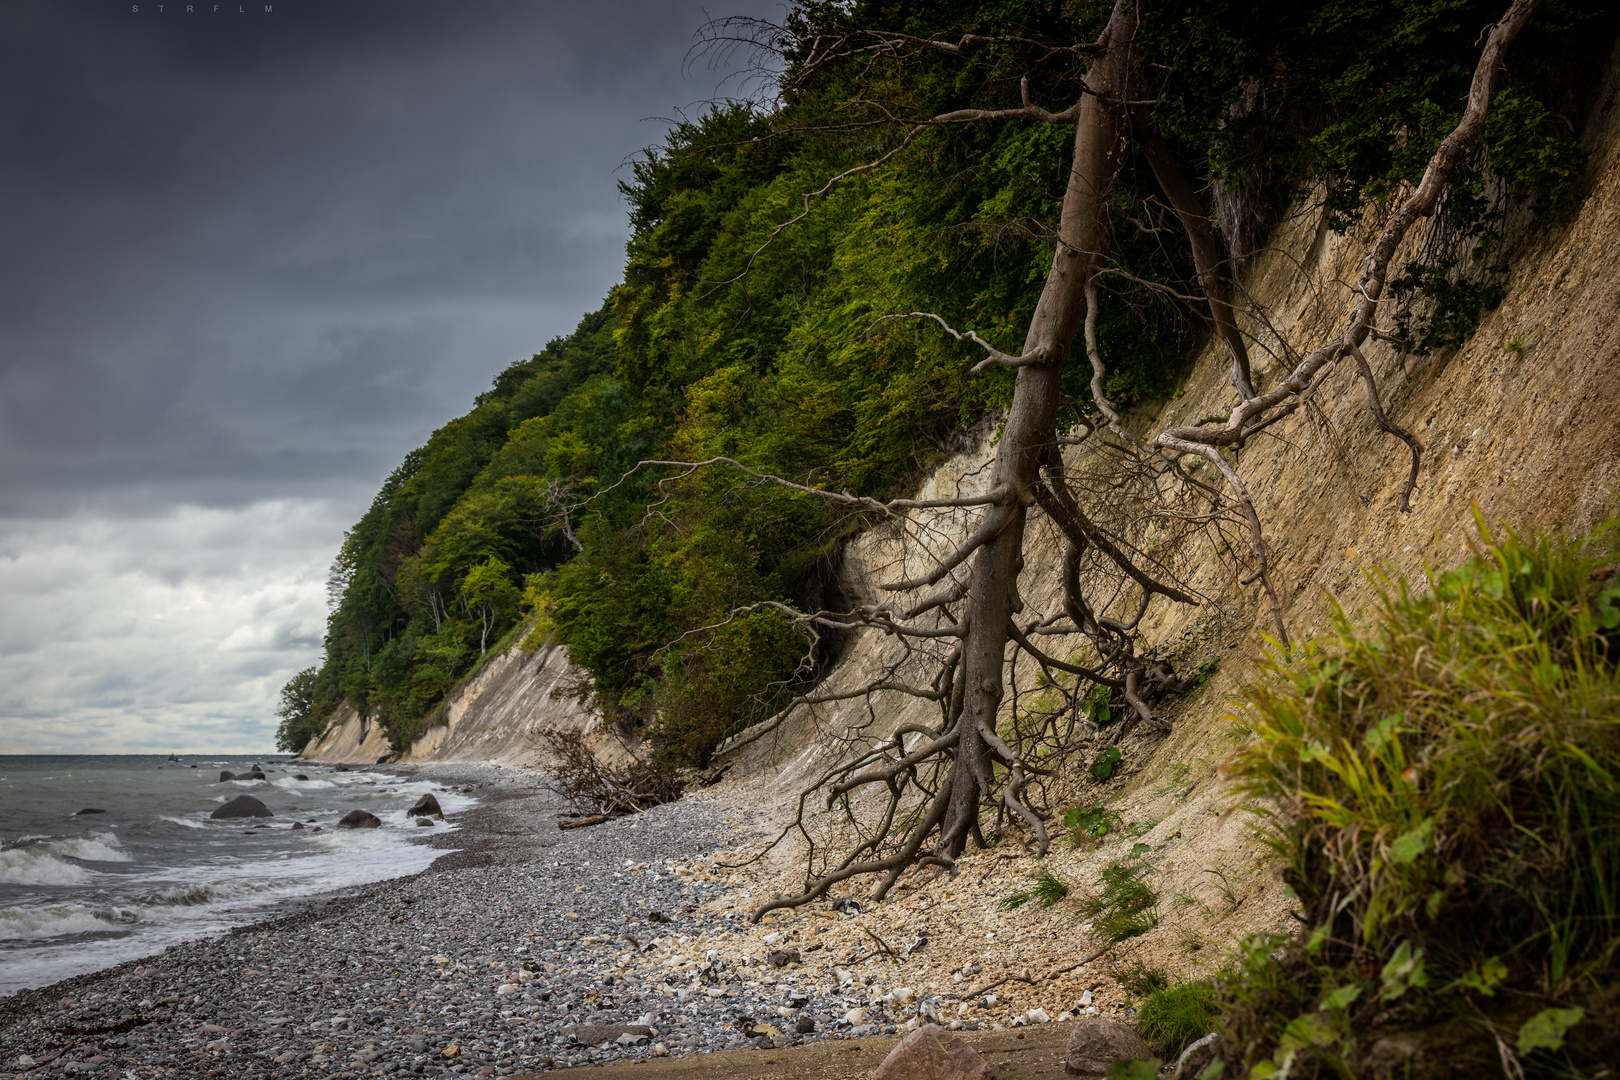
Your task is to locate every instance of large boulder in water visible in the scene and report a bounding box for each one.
[407,793,442,819]
[337,810,382,829]
[212,795,273,820]
[219,771,236,782]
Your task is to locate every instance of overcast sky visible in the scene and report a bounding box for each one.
[0,0,778,753]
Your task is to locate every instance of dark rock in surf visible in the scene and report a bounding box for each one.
[211,796,272,820]
[336,765,350,773]
[294,774,310,781]
[416,817,435,826]
[75,808,106,815]
[337,810,382,829]
[407,793,442,819]
[219,771,236,782]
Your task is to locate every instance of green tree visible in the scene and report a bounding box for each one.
[459,556,520,654]
[273,667,320,752]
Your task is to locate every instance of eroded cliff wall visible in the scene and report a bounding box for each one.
[300,643,593,765]
[705,38,1620,965]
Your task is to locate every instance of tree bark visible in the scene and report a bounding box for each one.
[1135,109,1256,399]
[935,0,1136,858]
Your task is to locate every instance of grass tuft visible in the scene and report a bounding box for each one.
[1138,980,1219,1055]
[998,866,1070,911]
[1077,860,1158,943]
[1213,517,1620,1075]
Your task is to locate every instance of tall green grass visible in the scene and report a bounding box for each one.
[1216,518,1620,1076]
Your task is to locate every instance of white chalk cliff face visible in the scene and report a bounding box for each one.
[318,38,1620,829]
[301,643,592,765]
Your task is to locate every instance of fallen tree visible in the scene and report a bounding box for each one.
[596,0,1558,920]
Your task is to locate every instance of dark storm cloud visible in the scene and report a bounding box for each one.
[0,0,779,515]
[0,0,784,751]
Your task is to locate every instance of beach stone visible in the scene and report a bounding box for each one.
[210,795,272,820]
[337,810,381,829]
[561,1024,652,1046]
[291,822,304,830]
[416,817,435,826]
[408,793,443,819]
[795,1016,816,1034]
[1064,1017,1152,1077]
[336,765,350,773]
[872,1024,991,1080]
[767,949,800,967]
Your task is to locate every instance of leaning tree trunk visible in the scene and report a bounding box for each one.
[933,1,1137,858]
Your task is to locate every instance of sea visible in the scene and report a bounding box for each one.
[0,755,475,997]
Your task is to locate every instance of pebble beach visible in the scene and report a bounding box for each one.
[0,766,898,1078]
[1,762,1141,1080]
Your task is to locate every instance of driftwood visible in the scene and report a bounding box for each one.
[556,814,611,831]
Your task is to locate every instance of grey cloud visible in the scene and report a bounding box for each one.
[0,0,783,751]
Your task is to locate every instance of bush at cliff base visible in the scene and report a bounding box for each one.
[1215,515,1620,1077]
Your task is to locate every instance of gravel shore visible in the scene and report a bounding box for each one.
[0,765,921,1079]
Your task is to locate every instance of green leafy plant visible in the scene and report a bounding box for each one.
[1391,259,1508,355]
[1065,801,1122,846]
[1081,684,1116,726]
[1091,746,1123,782]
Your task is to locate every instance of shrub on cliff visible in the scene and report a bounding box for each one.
[1215,517,1620,1076]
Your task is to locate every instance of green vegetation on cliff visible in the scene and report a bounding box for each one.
[1212,521,1620,1074]
[281,0,1607,758]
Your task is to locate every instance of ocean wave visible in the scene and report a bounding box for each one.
[0,904,124,941]
[158,815,206,829]
[0,848,94,886]
[137,880,262,907]
[272,776,333,790]
[55,833,131,863]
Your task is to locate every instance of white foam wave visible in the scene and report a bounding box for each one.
[0,905,121,941]
[56,833,131,863]
[158,815,206,829]
[0,848,94,886]
[272,776,333,790]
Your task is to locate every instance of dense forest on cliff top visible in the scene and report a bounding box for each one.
[277,0,1610,759]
